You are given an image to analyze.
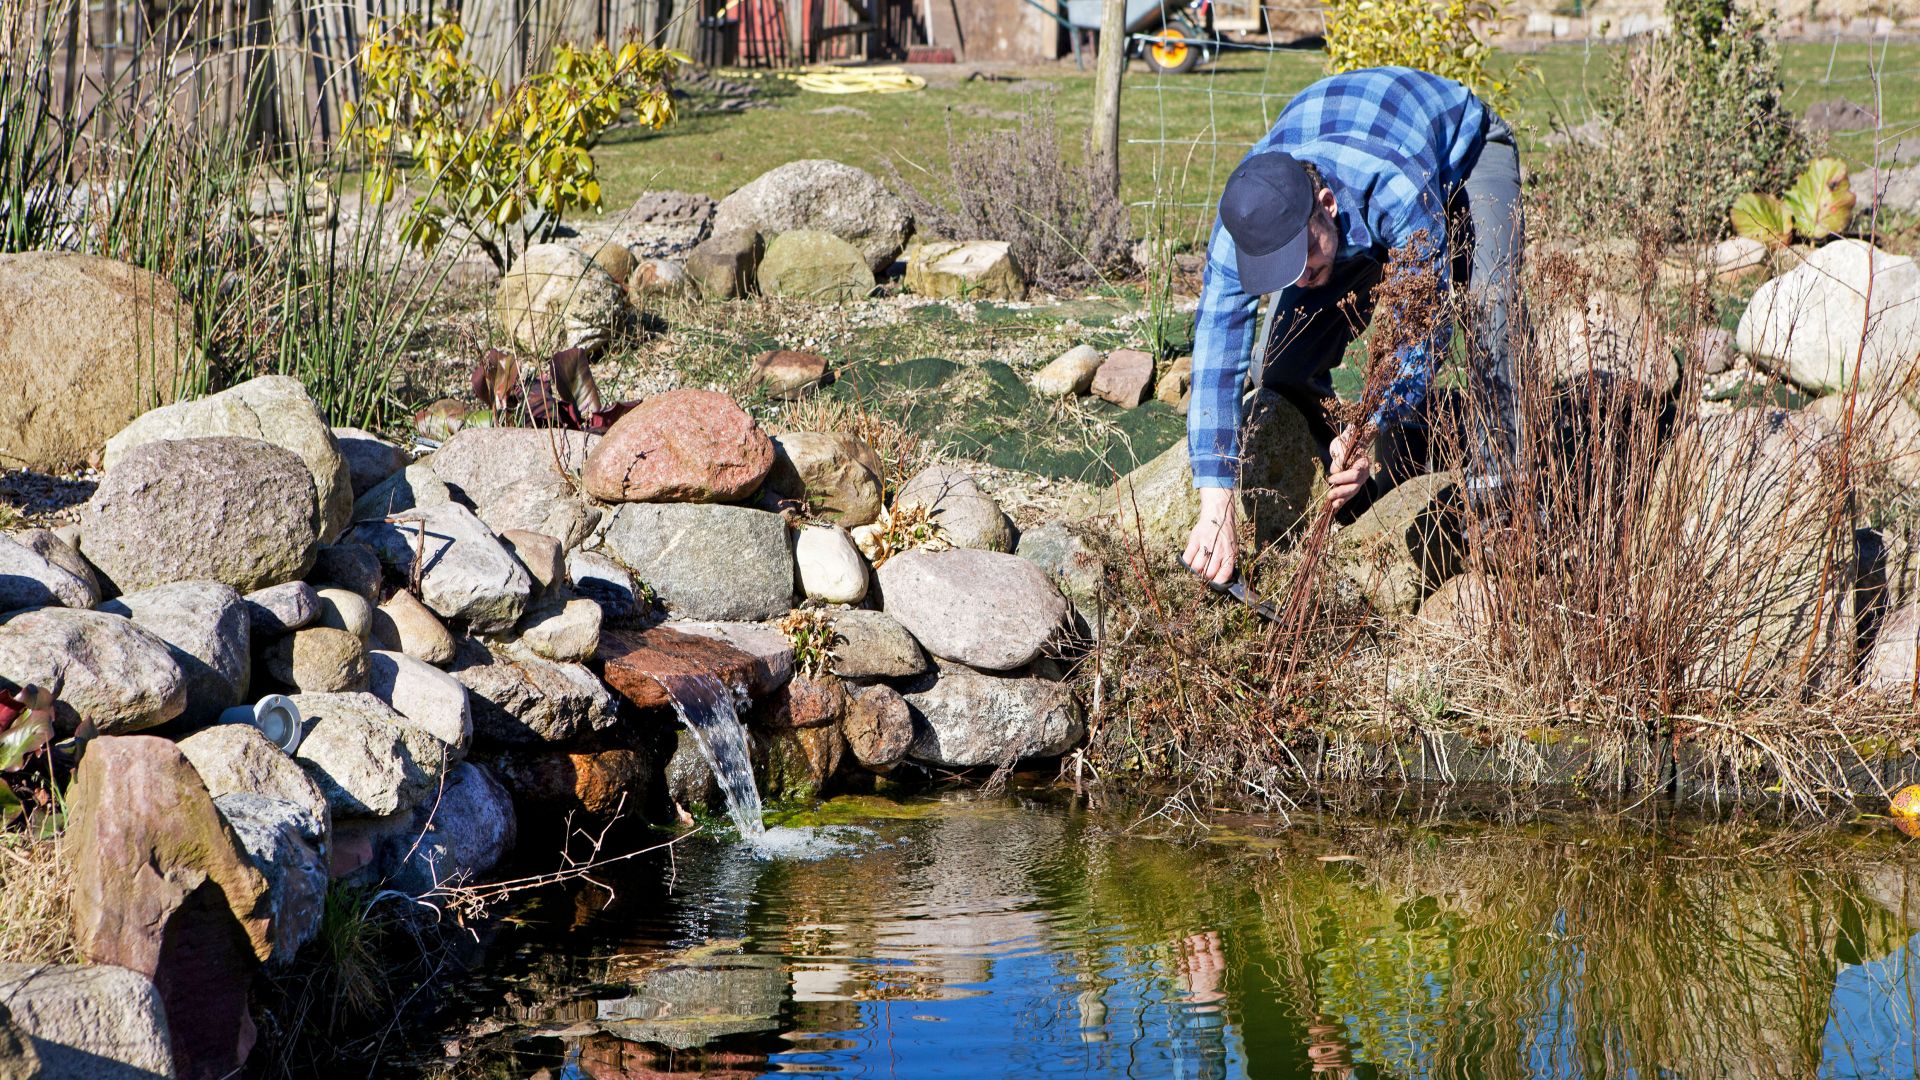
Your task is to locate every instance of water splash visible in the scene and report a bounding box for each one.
[657,673,764,841]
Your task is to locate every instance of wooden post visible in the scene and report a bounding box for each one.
[1089,0,1125,194]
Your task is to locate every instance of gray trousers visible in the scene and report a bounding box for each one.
[1254,115,1525,505]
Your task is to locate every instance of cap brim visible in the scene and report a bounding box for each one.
[1234,227,1311,295]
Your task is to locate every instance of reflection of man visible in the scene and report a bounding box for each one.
[1169,930,1231,1079]
[1182,66,1526,584]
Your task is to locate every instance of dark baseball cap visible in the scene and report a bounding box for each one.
[1219,151,1316,294]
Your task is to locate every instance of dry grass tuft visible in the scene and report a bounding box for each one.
[0,831,76,965]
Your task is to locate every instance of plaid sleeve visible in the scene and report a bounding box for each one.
[1365,171,1451,428]
[1187,223,1262,490]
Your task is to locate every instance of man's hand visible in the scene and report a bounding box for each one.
[1183,487,1239,585]
[1327,426,1373,513]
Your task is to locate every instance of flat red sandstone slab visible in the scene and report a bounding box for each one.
[600,625,781,709]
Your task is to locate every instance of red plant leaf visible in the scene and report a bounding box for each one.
[588,400,641,433]
[549,348,604,419]
[471,349,522,413]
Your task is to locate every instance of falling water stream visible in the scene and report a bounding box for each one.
[656,672,765,840]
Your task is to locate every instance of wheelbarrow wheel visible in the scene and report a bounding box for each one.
[1143,17,1201,74]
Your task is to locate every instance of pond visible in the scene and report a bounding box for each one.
[403,788,1920,1079]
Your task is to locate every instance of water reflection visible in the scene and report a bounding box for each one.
[417,794,1920,1079]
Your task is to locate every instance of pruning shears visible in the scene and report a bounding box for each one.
[1194,565,1285,624]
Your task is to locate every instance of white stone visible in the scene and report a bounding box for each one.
[1735,239,1920,393]
[366,649,472,749]
[314,586,373,641]
[794,525,868,604]
[1032,344,1102,396]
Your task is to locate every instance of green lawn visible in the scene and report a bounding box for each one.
[590,40,1920,246]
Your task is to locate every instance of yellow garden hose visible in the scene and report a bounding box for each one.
[715,64,926,94]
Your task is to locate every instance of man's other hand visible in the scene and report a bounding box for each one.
[1328,427,1372,513]
[1183,487,1239,585]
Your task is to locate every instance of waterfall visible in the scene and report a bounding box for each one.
[656,673,765,841]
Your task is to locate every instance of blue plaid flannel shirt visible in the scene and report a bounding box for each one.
[1188,67,1489,489]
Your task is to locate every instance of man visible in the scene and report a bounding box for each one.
[1181,66,1525,585]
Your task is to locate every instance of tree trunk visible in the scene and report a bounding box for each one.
[1089,0,1127,194]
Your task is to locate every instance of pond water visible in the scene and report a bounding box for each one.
[407,789,1920,1079]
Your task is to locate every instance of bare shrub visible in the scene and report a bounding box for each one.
[1436,251,1855,714]
[886,103,1132,289]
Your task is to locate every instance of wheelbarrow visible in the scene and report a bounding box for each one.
[1062,0,1216,74]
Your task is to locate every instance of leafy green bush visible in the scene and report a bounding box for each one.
[1321,0,1525,111]
[1532,0,1807,243]
[343,14,681,270]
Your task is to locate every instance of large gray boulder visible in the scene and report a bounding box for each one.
[290,691,451,819]
[214,792,328,964]
[100,581,250,724]
[447,638,617,745]
[1735,239,1920,393]
[81,436,320,594]
[0,962,174,1079]
[601,503,794,621]
[893,465,1013,552]
[427,427,598,510]
[103,374,353,542]
[0,609,186,734]
[0,531,98,614]
[346,503,532,634]
[495,243,626,355]
[712,159,911,275]
[177,723,330,843]
[0,251,198,473]
[876,548,1068,671]
[901,662,1083,767]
